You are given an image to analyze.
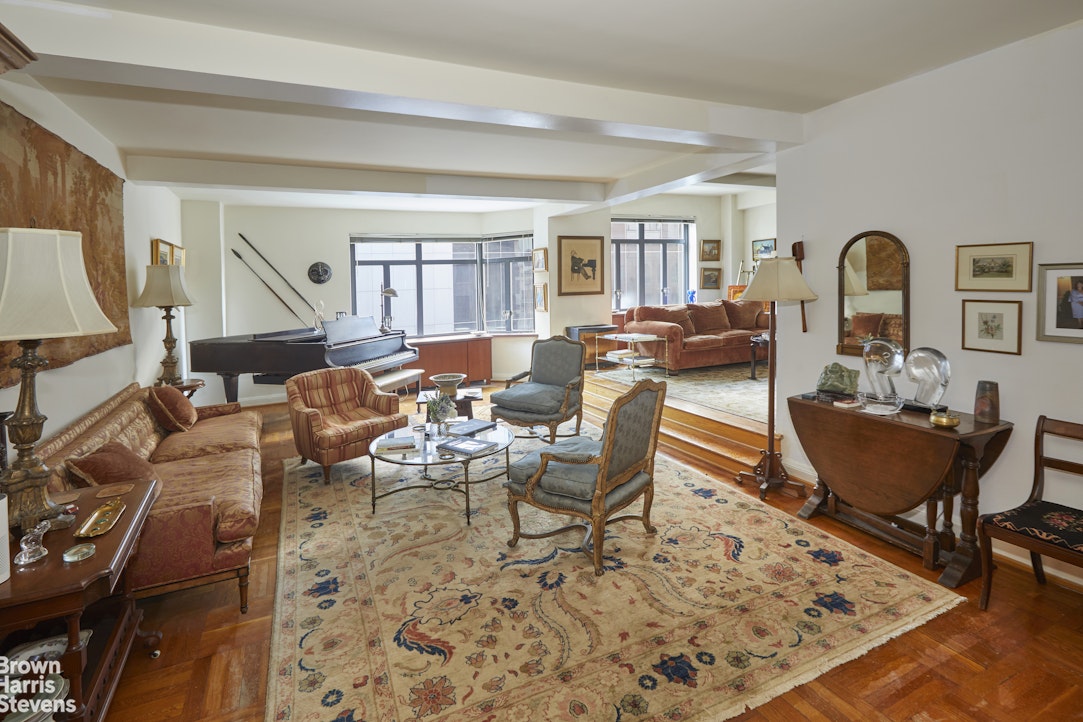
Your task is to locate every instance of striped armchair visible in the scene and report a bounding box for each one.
[285,367,408,483]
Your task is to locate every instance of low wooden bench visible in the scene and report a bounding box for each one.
[374,367,423,395]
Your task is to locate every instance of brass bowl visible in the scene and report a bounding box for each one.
[930,410,960,428]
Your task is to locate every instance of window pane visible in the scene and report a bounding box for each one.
[666,244,685,303]
[354,264,383,320]
[618,245,639,308]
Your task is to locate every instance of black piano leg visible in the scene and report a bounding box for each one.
[220,373,240,403]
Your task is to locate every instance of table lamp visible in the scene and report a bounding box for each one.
[736,257,817,500]
[0,228,117,532]
[134,263,194,386]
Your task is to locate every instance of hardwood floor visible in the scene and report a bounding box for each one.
[105,395,1083,721]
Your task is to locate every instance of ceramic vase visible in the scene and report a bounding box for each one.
[974,380,1000,424]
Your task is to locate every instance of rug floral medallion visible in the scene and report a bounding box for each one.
[268,427,962,721]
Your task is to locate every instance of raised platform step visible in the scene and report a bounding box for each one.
[584,374,778,482]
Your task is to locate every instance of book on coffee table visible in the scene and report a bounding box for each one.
[447,419,496,436]
[435,437,498,457]
[375,435,417,452]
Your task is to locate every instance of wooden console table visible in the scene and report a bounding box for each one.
[0,479,161,722]
[788,396,1013,588]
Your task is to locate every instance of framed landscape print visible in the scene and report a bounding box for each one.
[752,238,775,261]
[700,267,721,290]
[171,245,186,266]
[152,238,173,265]
[534,283,548,311]
[962,299,1022,354]
[1036,262,1083,344]
[955,241,1033,291]
[532,247,548,272]
[557,235,604,296]
[700,239,721,262]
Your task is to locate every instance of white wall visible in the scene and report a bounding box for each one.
[776,22,1083,580]
[0,77,181,436]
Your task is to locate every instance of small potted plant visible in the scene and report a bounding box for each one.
[426,393,457,436]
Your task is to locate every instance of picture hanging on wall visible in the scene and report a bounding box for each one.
[534,283,548,311]
[955,241,1033,292]
[557,235,604,296]
[532,247,548,272]
[700,267,722,290]
[962,299,1022,354]
[1036,262,1083,344]
[700,239,721,262]
[152,238,174,265]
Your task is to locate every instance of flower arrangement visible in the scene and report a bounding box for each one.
[426,393,457,423]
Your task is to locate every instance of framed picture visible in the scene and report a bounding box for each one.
[962,299,1022,355]
[534,283,548,311]
[752,238,776,261]
[557,235,604,296]
[1036,262,1083,344]
[955,241,1033,291]
[171,246,186,266]
[151,238,173,265]
[532,247,548,272]
[700,267,721,290]
[700,239,721,262]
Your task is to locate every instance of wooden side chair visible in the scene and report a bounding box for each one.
[285,366,408,483]
[504,378,667,575]
[978,415,1083,610]
[490,335,586,443]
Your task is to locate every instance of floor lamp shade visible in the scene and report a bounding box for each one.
[0,228,117,339]
[736,256,816,500]
[0,228,117,533]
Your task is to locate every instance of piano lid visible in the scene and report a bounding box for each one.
[323,315,381,347]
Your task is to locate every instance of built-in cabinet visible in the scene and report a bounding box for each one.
[404,334,492,386]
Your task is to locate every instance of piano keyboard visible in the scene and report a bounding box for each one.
[353,350,416,369]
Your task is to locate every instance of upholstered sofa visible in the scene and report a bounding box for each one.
[37,383,262,613]
[843,311,904,346]
[622,299,770,373]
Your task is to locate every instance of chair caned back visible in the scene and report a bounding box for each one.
[530,335,585,389]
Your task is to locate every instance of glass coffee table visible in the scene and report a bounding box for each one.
[368,423,514,524]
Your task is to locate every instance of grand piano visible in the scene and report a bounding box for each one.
[189,316,418,402]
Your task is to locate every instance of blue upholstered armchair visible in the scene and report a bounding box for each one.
[490,335,586,443]
[504,378,667,575]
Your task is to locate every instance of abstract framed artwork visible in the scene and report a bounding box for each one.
[557,235,604,296]
[532,247,548,272]
[962,299,1022,355]
[1036,262,1083,343]
[955,241,1033,291]
[752,238,775,261]
[700,239,721,262]
[534,283,548,311]
[700,267,721,290]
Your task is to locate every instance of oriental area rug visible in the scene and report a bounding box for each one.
[267,431,961,721]
[593,363,768,423]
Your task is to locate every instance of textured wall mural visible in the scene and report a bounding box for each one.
[0,101,131,389]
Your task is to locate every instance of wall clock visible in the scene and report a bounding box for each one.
[307,261,332,284]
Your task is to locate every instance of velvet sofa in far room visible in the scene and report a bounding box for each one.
[622,299,770,374]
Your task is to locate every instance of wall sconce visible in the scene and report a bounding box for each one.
[0,228,117,532]
[133,264,194,385]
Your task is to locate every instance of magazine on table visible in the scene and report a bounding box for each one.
[447,419,497,436]
[435,436,498,457]
[375,434,417,452]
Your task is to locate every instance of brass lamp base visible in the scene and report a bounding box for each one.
[1,464,63,534]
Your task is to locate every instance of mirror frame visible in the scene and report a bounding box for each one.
[836,230,910,356]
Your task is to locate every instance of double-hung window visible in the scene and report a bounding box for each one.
[610,219,692,310]
[350,234,534,336]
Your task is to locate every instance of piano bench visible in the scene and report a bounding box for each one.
[375,368,424,395]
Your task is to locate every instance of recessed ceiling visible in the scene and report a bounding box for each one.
[5,0,1083,212]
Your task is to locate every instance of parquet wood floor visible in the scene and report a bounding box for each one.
[104,398,1083,721]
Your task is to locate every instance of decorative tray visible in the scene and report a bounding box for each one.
[73,498,126,538]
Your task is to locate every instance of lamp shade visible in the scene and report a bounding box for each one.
[740,257,818,303]
[134,263,194,308]
[843,261,869,296]
[381,287,398,297]
[0,228,118,340]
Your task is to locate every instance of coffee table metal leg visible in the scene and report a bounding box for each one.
[463,462,471,524]
[370,454,377,513]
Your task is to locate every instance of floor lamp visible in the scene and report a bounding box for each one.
[0,228,117,532]
[379,285,397,333]
[736,257,818,500]
[134,264,194,386]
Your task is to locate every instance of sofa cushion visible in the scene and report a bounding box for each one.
[65,441,156,487]
[721,300,763,329]
[148,385,199,432]
[683,334,725,350]
[152,448,263,543]
[851,312,884,338]
[635,305,694,336]
[687,302,730,334]
[151,410,263,463]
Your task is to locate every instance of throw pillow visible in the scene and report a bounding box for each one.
[65,441,156,487]
[635,305,694,336]
[148,384,199,432]
[721,300,763,329]
[851,312,885,338]
[686,302,730,334]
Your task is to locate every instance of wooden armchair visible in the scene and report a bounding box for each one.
[285,366,408,483]
[978,415,1083,609]
[504,378,667,575]
[490,335,585,443]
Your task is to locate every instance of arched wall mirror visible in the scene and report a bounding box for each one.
[837,230,910,356]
